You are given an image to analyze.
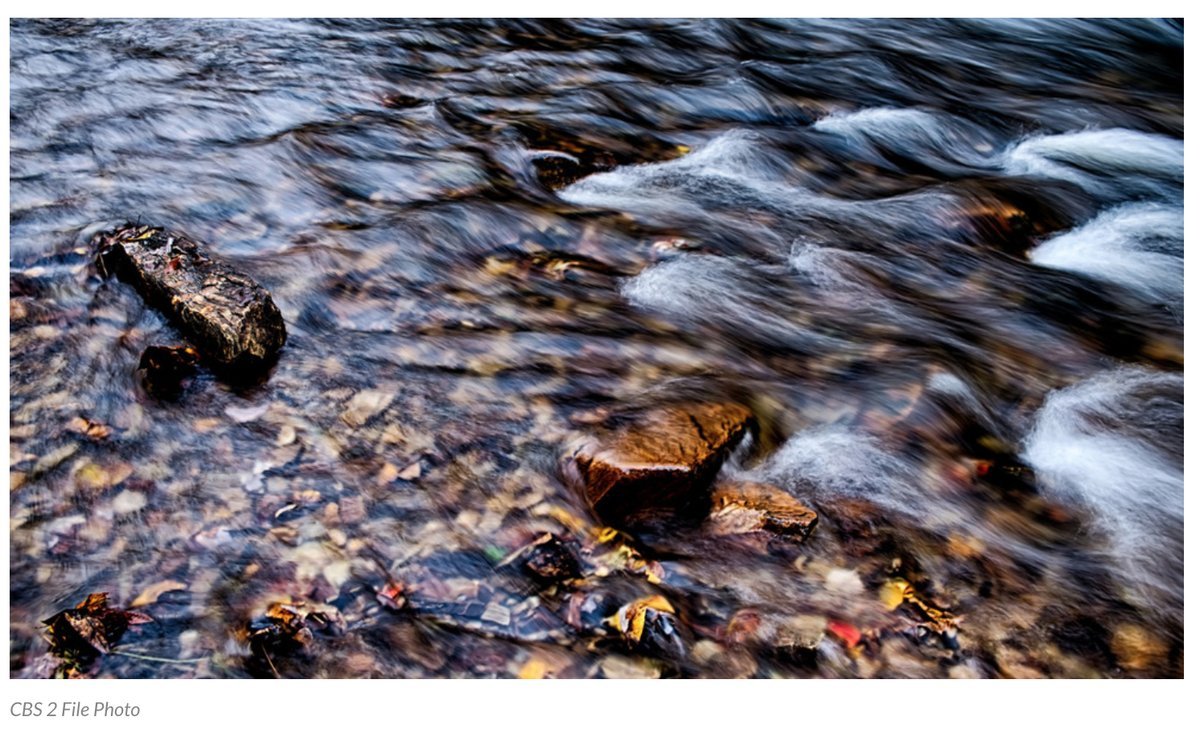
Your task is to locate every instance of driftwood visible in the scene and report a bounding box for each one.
[95,224,287,373]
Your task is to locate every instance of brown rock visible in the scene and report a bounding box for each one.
[935,180,1087,255]
[725,610,827,653]
[96,224,286,372]
[1111,623,1170,673]
[564,402,753,524]
[707,482,818,543]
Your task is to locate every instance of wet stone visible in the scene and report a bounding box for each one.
[707,482,819,544]
[508,533,582,586]
[563,402,753,526]
[529,150,613,190]
[96,224,287,373]
[1110,623,1170,673]
[769,614,828,654]
[136,345,199,398]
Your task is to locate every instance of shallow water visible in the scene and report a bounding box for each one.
[9,18,1183,678]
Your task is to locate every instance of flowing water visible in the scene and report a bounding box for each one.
[9,18,1183,678]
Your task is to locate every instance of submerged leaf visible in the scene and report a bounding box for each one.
[129,580,188,608]
[74,461,134,491]
[880,579,910,611]
[827,620,862,648]
[42,592,151,659]
[605,595,683,657]
[517,657,548,679]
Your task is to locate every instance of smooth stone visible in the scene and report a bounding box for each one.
[564,401,753,525]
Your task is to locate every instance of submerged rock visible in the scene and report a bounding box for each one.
[563,402,753,525]
[529,149,613,190]
[727,609,827,655]
[96,224,286,373]
[136,344,199,398]
[510,532,583,586]
[706,481,819,544]
[937,180,1091,254]
[1110,623,1170,673]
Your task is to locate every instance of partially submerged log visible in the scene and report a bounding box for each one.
[563,401,753,526]
[95,224,287,373]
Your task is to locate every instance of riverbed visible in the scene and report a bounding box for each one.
[9,18,1183,678]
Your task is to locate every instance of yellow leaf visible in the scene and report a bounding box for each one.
[517,658,548,679]
[629,607,647,642]
[546,506,584,534]
[75,463,107,489]
[641,595,674,614]
[880,579,910,611]
[594,527,618,544]
[75,461,133,491]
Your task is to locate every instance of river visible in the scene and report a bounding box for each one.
[9,18,1183,678]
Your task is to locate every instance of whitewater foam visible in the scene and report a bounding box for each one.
[1004,128,1183,200]
[813,107,998,168]
[1029,202,1182,316]
[743,424,929,519]
[1022,367,1183,620]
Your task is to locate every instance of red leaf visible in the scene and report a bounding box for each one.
[827,619,862,647]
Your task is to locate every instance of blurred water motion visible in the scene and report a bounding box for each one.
[9,19,1183,678]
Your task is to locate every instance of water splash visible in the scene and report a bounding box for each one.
[1022,367,1183,621]
[747,424,919,510]
[1004,128,1183,200]
[1029,203,1183,317]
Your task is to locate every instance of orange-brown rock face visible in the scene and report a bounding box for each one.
[707,482,818,543]
[565,402,753,524]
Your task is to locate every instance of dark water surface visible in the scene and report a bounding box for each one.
[10,19,1183,678]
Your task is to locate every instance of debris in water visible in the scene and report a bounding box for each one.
[129,580,188,609]
[243,602,339,676]
[605,595,687,659]
[501,532,582,587]
[42,593,151,676]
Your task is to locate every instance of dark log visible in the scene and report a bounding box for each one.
[95,224,286,373]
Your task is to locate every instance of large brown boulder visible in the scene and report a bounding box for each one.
[96,225,287,373]
[563,402,753,524]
